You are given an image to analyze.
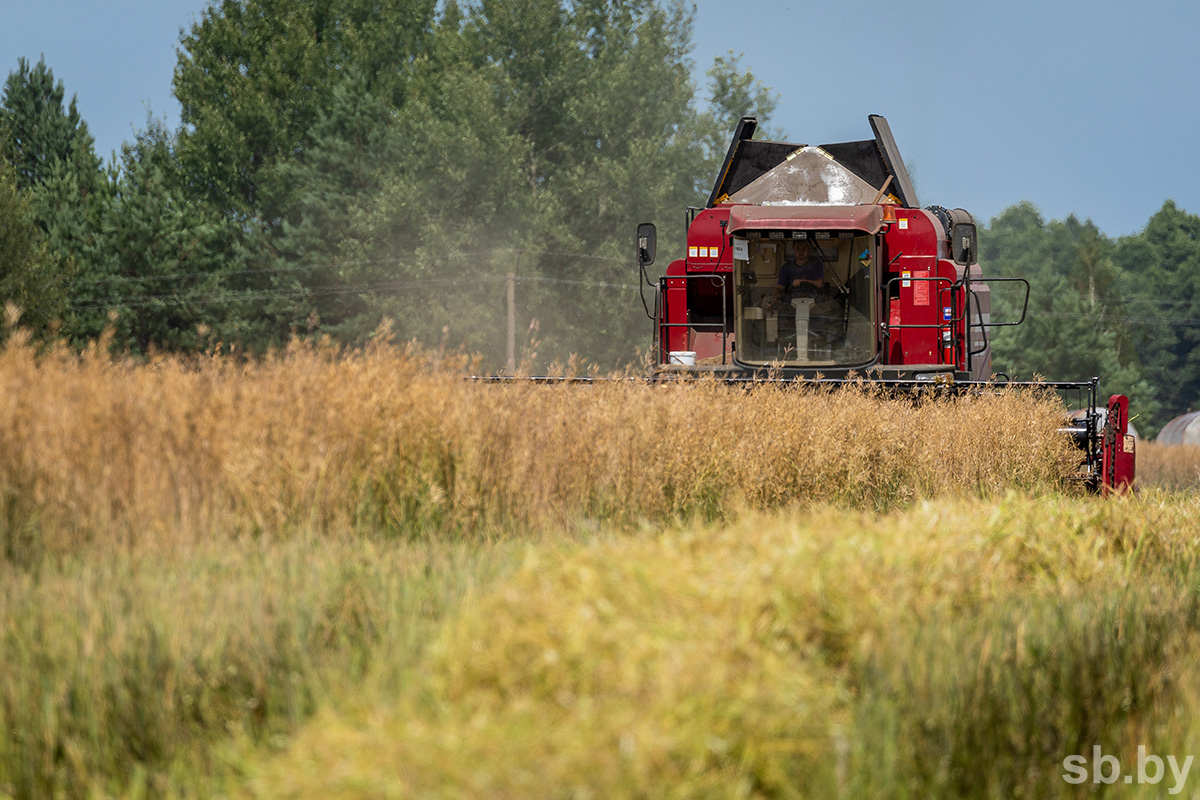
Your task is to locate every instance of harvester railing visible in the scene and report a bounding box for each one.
[881,275,1032,369]
[656,273,731,366]
[967,276,1031,359]
[881,275,957,365]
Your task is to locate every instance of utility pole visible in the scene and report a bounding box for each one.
[506,272,516,375]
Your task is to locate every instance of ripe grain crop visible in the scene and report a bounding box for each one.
[1137,440,1200,490]
[0,334,1076,563]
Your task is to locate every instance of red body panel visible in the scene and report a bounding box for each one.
[685,209,733,272]
[1102,395,1136,495]
[661,208,737,362]
[662,259,689,356]
[880,210,963,368]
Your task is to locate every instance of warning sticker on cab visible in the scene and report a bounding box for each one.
[913,270,931,306]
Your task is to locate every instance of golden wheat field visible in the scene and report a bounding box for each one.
[1,335,1198,799]
[0,333,1080,561]
[1138,439,1200,491]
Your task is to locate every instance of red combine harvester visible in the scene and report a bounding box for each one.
[634,115,1135,494]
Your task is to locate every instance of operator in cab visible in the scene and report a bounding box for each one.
[767,239,842,354]
[772,240,824,301]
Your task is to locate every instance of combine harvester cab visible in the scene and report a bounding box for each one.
[635,115,1135,494]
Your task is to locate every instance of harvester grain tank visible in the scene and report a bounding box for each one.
[634,115,1135,494]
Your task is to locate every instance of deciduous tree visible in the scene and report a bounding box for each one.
[172,0,438,224]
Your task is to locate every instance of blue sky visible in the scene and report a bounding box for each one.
[3,0,1197,236]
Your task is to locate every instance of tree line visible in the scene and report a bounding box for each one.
[1,0,1197,435]
[982,200,1200,436]
[1,0,776,361]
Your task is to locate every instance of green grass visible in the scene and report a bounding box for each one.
[235,493,1200,799]
[6,495,1200,798]
[0,535,526,799]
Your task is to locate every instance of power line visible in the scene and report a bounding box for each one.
[68,274,641,311]
[69,276,498,311]
[66,245,1195,326]
[65,246,630,289]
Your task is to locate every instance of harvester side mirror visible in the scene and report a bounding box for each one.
[951,222,977,266]
[637,222,657,268]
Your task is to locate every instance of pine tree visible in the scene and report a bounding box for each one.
[266,71,409,344]
[0,57,106,337]
[0,57,102,195]
[983,203,1155,423]
[0,157,64,334]
[1115,200,1200,431]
